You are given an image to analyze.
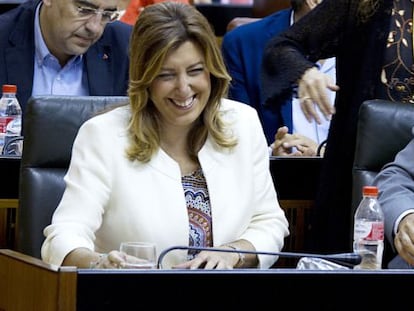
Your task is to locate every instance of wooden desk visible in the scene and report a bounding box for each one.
[0,249,76,311]
[0,249,412,310]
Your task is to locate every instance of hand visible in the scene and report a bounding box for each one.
[270,126,319,156]
[394,213,414,265]
[63,247,126,269]
[91,250,128,269]
[172,247,240,269]
[298,67,339,124]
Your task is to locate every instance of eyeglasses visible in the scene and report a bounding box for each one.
[75,6,120,23]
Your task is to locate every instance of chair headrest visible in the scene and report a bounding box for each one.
[22,95,128,168]
[354,99,414,171]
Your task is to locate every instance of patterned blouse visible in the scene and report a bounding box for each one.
[181,167,213,259]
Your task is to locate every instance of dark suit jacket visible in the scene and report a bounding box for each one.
[0,0,132,116]
[221,9,292,145]
[374,127,414,269]
[261,0,394,254]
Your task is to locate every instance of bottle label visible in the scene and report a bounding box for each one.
[354,221,384,241]
[5,116,21,136]
[0,116,14,133]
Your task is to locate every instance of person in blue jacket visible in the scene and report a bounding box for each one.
[0,0,132,116]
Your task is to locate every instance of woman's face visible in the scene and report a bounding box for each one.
[149,41,211,130]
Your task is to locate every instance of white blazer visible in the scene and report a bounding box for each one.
[41,98,289,268]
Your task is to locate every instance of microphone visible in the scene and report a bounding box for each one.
[157,245,362,269]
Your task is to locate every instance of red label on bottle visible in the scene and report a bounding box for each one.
[365,222,384,241]
[0,117,13,133]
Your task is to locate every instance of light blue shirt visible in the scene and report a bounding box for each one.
[32,3,89,97]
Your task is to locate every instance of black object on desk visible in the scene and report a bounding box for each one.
[77,269,414,309]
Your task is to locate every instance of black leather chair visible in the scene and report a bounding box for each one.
[16,95,128,259]
[352,99,414,266]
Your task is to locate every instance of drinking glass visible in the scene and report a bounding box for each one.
[119,241,157,269]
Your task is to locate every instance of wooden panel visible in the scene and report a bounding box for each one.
[280,200,314,251]
[0,199,18,209]
[0,156,20,250]
[0,199,18,249]
[272,199,314,267]
[269,157,322,267]
[0,249,77,311]
[0,209,6,248]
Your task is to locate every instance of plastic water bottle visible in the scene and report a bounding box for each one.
[353,185,384,269]
[0,84,22,156]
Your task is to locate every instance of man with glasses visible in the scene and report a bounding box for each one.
[0,0,132,116]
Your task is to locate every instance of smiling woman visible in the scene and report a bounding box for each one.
[40,1,289,270]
